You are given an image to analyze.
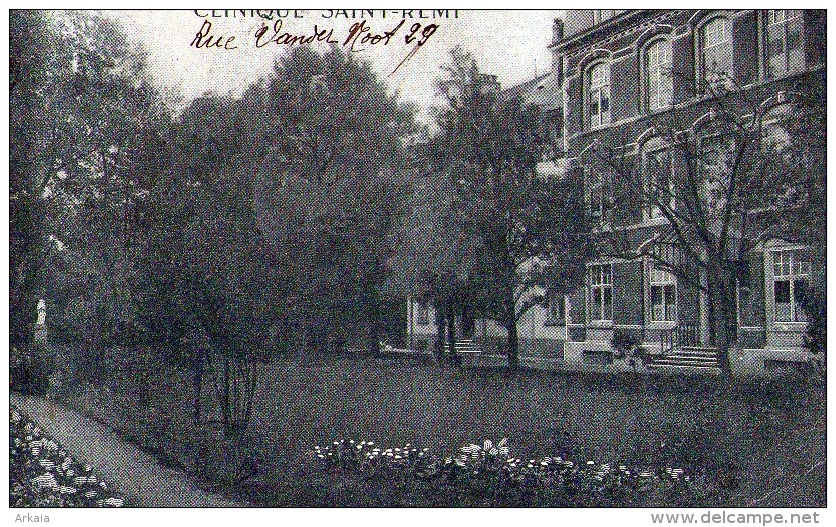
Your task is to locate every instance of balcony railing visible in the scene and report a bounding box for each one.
[660,322,701,354]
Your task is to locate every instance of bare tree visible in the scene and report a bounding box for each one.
[589,72,826,373]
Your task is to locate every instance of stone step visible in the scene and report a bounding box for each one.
[666,351,719,359]
[652,358,719,367]
[646,363,723,374]
[650,357,719,368]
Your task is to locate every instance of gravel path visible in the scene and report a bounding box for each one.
[11,393,239,507]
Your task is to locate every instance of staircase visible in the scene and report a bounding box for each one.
[647,346,721,371]
[443,339,482,354]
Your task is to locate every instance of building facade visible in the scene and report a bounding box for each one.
[407,9,825,376]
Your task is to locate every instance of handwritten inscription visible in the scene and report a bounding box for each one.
[191,20,238,49]
[190,19,440,75]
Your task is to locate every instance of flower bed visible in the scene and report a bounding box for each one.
[314,438,694,506]
[10,406,125,507]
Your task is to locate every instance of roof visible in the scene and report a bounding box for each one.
[500,72,563,112]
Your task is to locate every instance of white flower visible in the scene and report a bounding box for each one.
[59,485,77,494]
[32,474,58,490]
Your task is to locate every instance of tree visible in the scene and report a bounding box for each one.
[253,46,417,357]
[11,11,170,358]
[589,72,826,374]
[431,48,591,369]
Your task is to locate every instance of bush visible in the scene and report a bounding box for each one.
[611,328,647,369]
[802,285,826,386]
[10,406,125,507]
[312,438,695,506]
[11,346,52,396]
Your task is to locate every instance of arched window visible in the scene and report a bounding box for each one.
[765,10,804,78]
[642,145,675,220]
[699,17,733,91]
[646,39,672,111]
[587,62,611,128]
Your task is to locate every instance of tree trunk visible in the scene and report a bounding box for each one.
[192,350,204,425]
[366,302,381,357]
[504,284,519,369]
[506,320,519,370]
[708,267,737,375]
[433,302,446,361]
[447,312,457,360]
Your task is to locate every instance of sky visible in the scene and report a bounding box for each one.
[105,9,561,119]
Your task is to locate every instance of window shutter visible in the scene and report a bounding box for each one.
[612,260,643,325]
[610,55,638,122]
[732,11,758,86]
[671,32,695,103]
[565,74,583,136]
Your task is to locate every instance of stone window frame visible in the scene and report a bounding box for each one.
[763,240,811,330]
[586,61,612,130]
[648,261,678,324]
[696,14,734,94]
[587,262,614,324]
[763,9,805,80]
[643,37,674,112]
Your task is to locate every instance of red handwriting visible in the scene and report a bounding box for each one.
[343,19,404,51]
[190,20,238,50]
[254,19,338,47]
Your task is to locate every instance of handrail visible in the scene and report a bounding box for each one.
[660,321,701,354]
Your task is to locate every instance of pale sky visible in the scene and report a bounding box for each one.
[105,10,560,118]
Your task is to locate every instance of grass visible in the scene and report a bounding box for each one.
[56,352,826,507]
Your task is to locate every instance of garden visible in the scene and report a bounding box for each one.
[43,349,826,507]
[9,406,125,507]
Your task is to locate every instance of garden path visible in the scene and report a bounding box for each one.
[11,393,239,507]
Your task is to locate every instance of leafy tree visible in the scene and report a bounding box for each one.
[11,11,170,356]
[253,46,417,357]
[431,48,591,369]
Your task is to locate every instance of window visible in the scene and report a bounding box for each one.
[585,166,612,226]
[416,301,429,325]
[772,248,810,322]
[646,39,673,111]
[643,147,674,219]
[587,62,611,129]
[700,17,733,91]
[650,264,677,322]
[546,294,566,324]
[765,10,804,78]
[588,264,613,322]
[593,10,614,25]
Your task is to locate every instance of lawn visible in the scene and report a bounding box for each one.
[57,352,826,507]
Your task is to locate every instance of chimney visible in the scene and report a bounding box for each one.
[552,18,564,45]
[551,18,565,84]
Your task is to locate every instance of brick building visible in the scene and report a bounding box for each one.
[407,10,826,376]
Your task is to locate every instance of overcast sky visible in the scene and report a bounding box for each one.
[105,10,560,118]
